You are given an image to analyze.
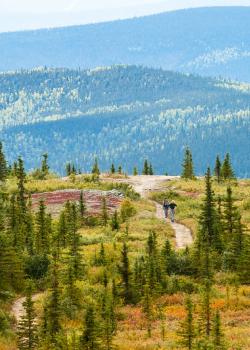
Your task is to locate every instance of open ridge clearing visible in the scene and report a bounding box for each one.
[119,175,193,249]
[12,175,193,322]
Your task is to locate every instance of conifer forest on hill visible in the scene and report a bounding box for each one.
[0,145,249,350]
[0,65,250,176]
[0,5,250,350]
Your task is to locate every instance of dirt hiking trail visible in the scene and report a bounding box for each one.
[123,175,193,249]
[12,293,44,325]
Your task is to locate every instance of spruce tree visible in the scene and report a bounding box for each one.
[110,163,115,174]
[238,234,250,284]
[161,239,176,276]
[101,197,109,226]
[98,242,106,265]
[178,296,195,350]
[35,200,50,255]
[41,153,49,178]
[17,282,38,350]
[0,141,7,182]
[212,310,225,350]
[69,203,83,280]
[214,156,222,184]
[149,163,154,175]
[79,305,101,350]
[111,210,120,231]
[221,153,235,180]
[16,157,27,214]
[143,284,153,338]
[133,167,138,176]
[146,232,161,291]
[181,148,195,180]
[142,160,149,175]
[92,158,100,175]
[47,256,61,342]
[57,211,67,249]
[119,243,133,304]
[79,191,86,219]
[222,187,240,246]
[101,290,116,350]
[118,166,122,175]
[200,280,212,337]
[66,163,71,176]
[195,168,223,265]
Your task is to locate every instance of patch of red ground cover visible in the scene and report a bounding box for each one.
[31,189,124,216]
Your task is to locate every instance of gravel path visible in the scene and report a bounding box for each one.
[154,200,193,249]
[12,293,44,325]
[125,175,193,249]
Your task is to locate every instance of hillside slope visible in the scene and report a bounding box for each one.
[0,7,250,81]
[1,65,250,176]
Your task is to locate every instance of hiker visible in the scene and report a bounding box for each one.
[169,200,177,222]
[162,198,169,218]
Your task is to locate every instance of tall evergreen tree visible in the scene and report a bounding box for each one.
[143,284,153,338]
[221,153,235,180]
[178,296,195,350]
[17,282,38,350]
[181,148,195,180]
[119,243,133,304]
[16,157,27,214]
[66,163,71,176]
[142,160,149,175]
[222,187,240,246]
[92,158,100,176]
[79,191,86,219]
[47,256,61,342]
[79,305,101,350]
[118,166,122,175]
[161,239,176,276]
[214,155,222,184]
[57,211,67,249]
[41,153,49,178]
[111,210,119,231]
[35,200,50,255]
[101,197,109,226]
[200,280,212,337]
[149,163,154,175]
[0,141,7,182]
[212,310,225,350]
[133,167,138,176]
[195,168,223,270]
[238,234,250,284]
[68,203,83,280]
[110,163,115,174]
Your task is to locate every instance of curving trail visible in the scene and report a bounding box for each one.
[154,201,193,249]
[122,175,193,249]
[12,293,44,325]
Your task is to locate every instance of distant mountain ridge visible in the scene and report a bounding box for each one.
[1,65,250,176]
[0,7,250,81]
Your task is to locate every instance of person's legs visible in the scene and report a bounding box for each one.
[164,208,168,218]
[170,208,175,222]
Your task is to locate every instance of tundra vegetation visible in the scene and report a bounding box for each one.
[0,144,249,350]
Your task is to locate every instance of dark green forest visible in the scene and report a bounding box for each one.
[1,65,250,176]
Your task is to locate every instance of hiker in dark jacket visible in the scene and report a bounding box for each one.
[162,199,170,218]
[169,200,177,222]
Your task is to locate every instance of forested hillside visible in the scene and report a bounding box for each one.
[0,65,250,176]
[0,145,249,349]
[1,7,250,81]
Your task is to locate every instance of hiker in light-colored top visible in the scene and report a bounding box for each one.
[169,200,177,222]
[162,199,170,218]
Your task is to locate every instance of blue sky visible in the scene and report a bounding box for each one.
[1,0,250,32]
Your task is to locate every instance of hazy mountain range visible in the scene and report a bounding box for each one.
[0,7,250,81]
